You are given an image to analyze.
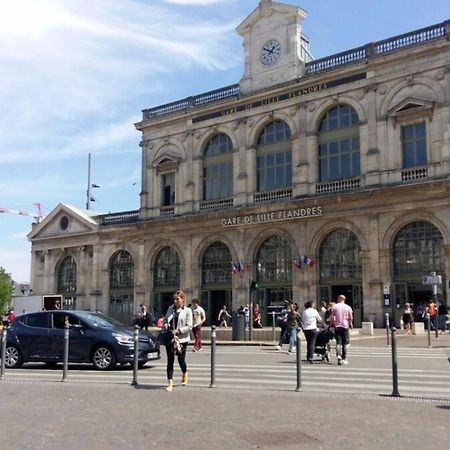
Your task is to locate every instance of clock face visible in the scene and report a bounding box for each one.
[260,39,281,66]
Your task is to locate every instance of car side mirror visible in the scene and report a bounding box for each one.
[71,324,84,334]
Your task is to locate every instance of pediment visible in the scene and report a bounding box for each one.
[236,1,305,36]
[387,97,434,117]
[28,203,99,241]
[153,153,181,174]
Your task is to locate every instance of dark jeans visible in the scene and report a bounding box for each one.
[335,327,350,360]
[303,328,318,361]
[165,342,188,380]
[193,325,202,350]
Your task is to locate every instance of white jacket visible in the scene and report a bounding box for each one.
[164,305,193,343]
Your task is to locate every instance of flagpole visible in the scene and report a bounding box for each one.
[86,153,91,210]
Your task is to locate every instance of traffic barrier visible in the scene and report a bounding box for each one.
[210,325,216,388]
[1,327,6,380]
[295,328,302,392]
[61,320,69,382]
[361,322,373,335]
[412,322,425,335]
[390,326,400,397]
[131,325,139,386]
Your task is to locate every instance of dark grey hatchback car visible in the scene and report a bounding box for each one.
[4,310,160,370]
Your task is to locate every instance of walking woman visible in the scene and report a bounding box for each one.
[163,290,193,392]
[301,301,322,363]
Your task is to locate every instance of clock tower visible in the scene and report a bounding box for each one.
[237,0,309,95]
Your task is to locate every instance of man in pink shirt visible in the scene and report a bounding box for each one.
[331,295,353,365]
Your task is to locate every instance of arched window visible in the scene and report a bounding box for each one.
[256,120,292,192]
[319,229,361,280]
[203,133,233,201]
[393,221,443,278]
[318,105,360,182]
[153,247,180,287]
[57,256,76,293]
[256,236,292,282]
[201,242,232,285]
[109,251,134,289]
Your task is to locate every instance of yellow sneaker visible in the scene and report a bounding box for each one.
[166,380,173,392]
[181,372,188,386]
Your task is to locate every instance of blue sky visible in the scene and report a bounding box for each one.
[1,0,449,283]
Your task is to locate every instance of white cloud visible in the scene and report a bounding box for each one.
[163,0,231,4]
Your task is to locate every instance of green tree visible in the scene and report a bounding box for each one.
[0,267,14,314]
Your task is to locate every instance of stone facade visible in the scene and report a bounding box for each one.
[28,2,450,327]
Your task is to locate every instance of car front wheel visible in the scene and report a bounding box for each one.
[5,345,23,368]
[92,346,116,370]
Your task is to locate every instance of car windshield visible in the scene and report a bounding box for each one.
[76,311,125,328]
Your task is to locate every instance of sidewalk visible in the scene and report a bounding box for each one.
[188,327,450,349]
[0,381,448,449]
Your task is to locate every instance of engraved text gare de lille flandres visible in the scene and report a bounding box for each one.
[192,73,367,124]
[220,206,323,227]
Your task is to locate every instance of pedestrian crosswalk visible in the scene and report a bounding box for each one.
[3,345,450,398]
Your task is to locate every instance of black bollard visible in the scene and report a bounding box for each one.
[131,325,139,386]
[210,325,216,388]
[271,312,276,343]
[1,327,7,381]
[62,319,70,382]
[385,313,390,347]
[390,327,400,397]
[295,328,302,392]
[427,313,431,348]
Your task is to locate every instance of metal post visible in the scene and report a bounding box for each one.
[427,313,431,348]
[271,312,276,342]
[390,327,400,397]
[433,279,439,339]
[295,328,302,392]
[1,327,7,381]
[131,325,139,386]
[210,325,216,388]
[61,319,69,382]
[385,313,390,346]
[249,293,253,341]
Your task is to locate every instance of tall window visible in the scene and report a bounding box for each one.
[256,236,292,283]
[318,105,360,182]
[319,229,361,280]
[161,173,175,206]
[203,133,233,201]
[402,122,427,168]
[393,221,443,277]
[154,247,180,287]
[256,120,292,192]
[57,256,76,293]
[201,242,232,285]
[109,251,134,289]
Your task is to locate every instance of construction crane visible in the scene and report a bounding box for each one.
[0,202,44,223]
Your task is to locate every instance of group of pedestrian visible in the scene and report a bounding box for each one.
[157,292,354,392]
[275,295,353,365]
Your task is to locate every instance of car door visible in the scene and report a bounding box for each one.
[50,312,91,362]
[17,312,53,360]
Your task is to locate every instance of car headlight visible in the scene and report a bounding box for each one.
[113,333,134,345]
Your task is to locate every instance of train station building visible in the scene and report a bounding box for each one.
[28,1,450,327]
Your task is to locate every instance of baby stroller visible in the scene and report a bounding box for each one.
[314,326,335,362]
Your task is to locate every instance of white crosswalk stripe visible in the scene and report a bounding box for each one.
[4,345,450,398]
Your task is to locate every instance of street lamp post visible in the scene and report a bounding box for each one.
[86,153,100,210]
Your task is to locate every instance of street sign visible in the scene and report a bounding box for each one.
[421,275,442,285]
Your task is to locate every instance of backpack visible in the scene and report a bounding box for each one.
[428,303,436,316]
